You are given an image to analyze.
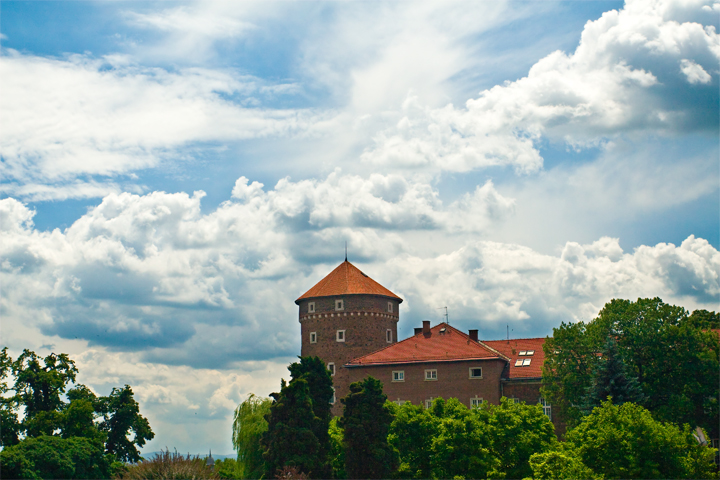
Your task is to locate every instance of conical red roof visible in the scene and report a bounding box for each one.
[295,260,402,304]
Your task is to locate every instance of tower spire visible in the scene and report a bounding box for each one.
[345,241,347,261]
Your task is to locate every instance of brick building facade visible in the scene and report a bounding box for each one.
[297,260,563,432]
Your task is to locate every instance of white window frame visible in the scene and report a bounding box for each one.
[328,362,335,376]
[310,331,317,344]
[425,369,437,381]
[425,397,435,409]
[514,359,523,366]
[330,387,336,405]
[522,358,531,366]
[539,397,551,420]
[387,301,393,313]
[519,350,527,356]
[335,299,344,311]
[392,370,404,382]
[336,329,346,342]
[386,329,393,343]
[471,397,484,408]
[469,367,483,379]
[526,350,535,355]
[308,302,315,313]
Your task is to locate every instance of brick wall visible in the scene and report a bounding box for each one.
[299,294,400,415]
[502,380,567,435]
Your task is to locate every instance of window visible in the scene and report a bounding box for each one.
[386,329,393,343]
[515,358,532,366]
[514,359,523,366]
[469,367,483,379]
[518,350,535,356]
[392,371,404,382]
[539,397,551,420]
[335,299,344,311]
[388,302,393,313]
[508,397,519,404]
[308,302,315,313]
[330,387,336,405]
[336,330,346,342]
[526,350,535,355]
[328,363,335,376]
[310,332,317,344]
[519,350,527,356]
[425,369,437,381]
[471,397,483,408]
[523,358,531,366]
[425,397,435,409]
[394,399,404,406]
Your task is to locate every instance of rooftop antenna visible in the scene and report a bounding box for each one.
[345,241,348,261]
[437,306,448,324]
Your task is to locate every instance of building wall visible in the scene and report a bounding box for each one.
[502,380,566,435]
[298,295,400,415]
[346,358,507,408]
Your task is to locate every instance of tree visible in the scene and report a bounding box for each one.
[339,376,396,479]
[475,397,557,480]
[528,448,599,480]
[97,385,154,463]
[288,356,334,479]
[567,400,717,479]
[543,298,719,436]
[232,393,271,479]
[0,347,20,446]
[579,337,645,415]
[263,378,322,478]
[328,416,346,479]
[387,401,437,479]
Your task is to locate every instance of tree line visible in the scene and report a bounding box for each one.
[228,298,718,480]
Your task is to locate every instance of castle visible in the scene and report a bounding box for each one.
[296,260,564,432]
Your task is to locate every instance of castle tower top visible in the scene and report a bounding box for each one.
[295,260,403,304]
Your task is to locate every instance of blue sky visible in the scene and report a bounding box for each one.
[1,0,718,455]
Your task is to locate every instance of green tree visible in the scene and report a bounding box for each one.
[232,393,271,479]
[97,385,154,463]
[387,401,437,479]
[475,397,557,480]
[567,400,717,479]
[288,356,334,479]
[428,398,496,480]
[263,378,321,478]
[580,337,645,415]
[528,448,599,480]
[0,347,20,446]
[339,377,396,479]
[328,416,346,479]
[0,435,112,479]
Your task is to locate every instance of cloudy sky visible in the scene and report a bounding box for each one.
[1,0,719,455]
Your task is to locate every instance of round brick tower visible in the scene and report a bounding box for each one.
[296,260,403,415]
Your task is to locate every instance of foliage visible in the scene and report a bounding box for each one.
[542,298,719,436]
[0,347,21,447]
[0,434,113,479]
[117,448,219,480]
[213,457,242,479]
[276,465,310,480]
[475,397,557,480]
[528,448,600,480]
[387,401,437,479]
[232,393,271,479]
[339,376,396,479]
[98,385,155,463]
[579,337,645,415]
[287,356,334,479]
[566,400,718,479]
[262,378,321,479]
[328,416,346,479]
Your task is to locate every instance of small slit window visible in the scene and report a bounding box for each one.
[469,367,483,379]
[335,299,344,311]
[388,302,393,313]
[328,363,335,376]
[425,369,437,381]
[310,332,317,344]
[308,302,315,313]
[386,329,393,343]
[392,371,404,382]
[330,387,336,405]
[336,330,346,342]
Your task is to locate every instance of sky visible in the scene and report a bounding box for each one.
[1,0,719,456]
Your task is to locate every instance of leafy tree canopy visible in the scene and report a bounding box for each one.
[232,393,271,479]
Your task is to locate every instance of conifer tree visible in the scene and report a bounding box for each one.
[580,337,645,415]
[340,377,396,479]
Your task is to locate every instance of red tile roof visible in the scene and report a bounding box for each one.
[347,323,509,366]
[296,260,402,304]
[483,337,547,379]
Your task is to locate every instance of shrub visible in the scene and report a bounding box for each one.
[117,448,219,480]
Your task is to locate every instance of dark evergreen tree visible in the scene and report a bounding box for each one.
[339,376,396,479]
[262,378,321,478]
[580,337,645,415]
[97,385,154,463]
[288,356,334,479]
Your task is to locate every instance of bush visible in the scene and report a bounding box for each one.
[117,448,219,480]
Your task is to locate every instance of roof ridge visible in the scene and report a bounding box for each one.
[295,260,402,303]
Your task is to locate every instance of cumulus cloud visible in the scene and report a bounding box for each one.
[361,0,719,172]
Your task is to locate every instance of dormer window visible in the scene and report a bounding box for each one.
[308,302,315,313]
[335,299,344,311]
[387,302,393,313]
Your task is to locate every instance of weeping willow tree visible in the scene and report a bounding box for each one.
[232,393,272,479]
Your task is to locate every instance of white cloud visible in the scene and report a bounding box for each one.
[361,0,719,173]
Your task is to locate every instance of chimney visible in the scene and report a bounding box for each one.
[423,320,431,336]
[414,327,423,335]
[469,329,479,341]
